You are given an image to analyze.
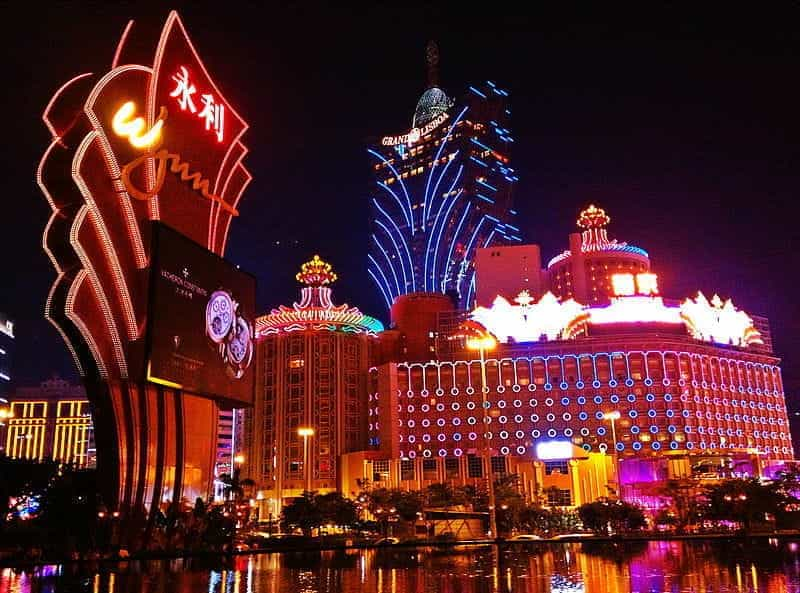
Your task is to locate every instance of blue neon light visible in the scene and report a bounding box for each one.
[370,235,401,296]
[377,182,412,229]
[476,193,494,203]
[369,149,414,235]
[470,156,488,167]
[478,180,497,192]
[430,189,463,293]
[471,138,492,151]
[373,214,413,293]
[368,253,395,301]
[368,268,392,310]
[423,107,468,227]
[442,202,472,292]
[469,86,487,98]
[457,216,486,295]
[425,165,464,291]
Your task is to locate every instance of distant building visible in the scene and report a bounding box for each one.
[367,42,519,311]
[213,408,245,500]
[0,312,14,402]
[244,256,383,518]
[2,376,95,467]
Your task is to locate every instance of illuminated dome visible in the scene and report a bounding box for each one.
[413,87,453,127]
[256,256,384,336]
[548,203,648,268]
[577,204,610,229]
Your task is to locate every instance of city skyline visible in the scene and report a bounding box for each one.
[2,2,798,417]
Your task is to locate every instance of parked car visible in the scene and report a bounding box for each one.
[374,537,400,546]
[508,534,543,541]
[550,532,594,540]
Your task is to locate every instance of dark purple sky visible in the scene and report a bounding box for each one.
[3,3,799,415]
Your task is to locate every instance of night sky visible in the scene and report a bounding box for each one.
[3,3,799,415]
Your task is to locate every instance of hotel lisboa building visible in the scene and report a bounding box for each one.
[340,205,794,509]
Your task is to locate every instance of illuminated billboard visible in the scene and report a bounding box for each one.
[37,11,254,514]
[147,224,254,406]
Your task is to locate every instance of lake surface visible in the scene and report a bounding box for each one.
[3,539,800,593]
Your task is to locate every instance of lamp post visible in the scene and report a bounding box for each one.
[298,427,315,493]
[602,411,621,499]
[466,332,498,540]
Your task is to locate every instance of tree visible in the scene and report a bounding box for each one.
[578,499,647,535]
[217,467,255,503]
[701,478,787,530]
[652,478,703,533]
[426,483,469,509]
[281,491,322,536]
[315,492,358,528]
[360,487,424,536]
[281,491,359,536]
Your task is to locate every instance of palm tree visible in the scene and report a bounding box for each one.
[218,467,255,503]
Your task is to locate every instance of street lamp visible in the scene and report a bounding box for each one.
[466,329,499,540]
[234,453,245,466]
[298,427,315,493]
[602,411,621,499]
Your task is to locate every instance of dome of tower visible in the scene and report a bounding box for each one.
[412,87,453,127]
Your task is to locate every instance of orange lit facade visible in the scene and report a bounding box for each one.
[244,257,383,516]
[2,377,95,467]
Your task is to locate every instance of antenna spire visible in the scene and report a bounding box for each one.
[426,40,439,88]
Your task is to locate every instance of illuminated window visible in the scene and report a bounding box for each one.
[289,359,304,369]
[373,460,390,482]
[544,460,569,475]
[445,457,460,478]
[547,489,572,507]
[611,273,635,296]
[467,455,483,478]
[636,273,659,295]
[422,458,438,480]
[400,459,415,481]
[491,456,507,476]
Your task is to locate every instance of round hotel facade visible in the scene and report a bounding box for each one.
[357,206,793,506]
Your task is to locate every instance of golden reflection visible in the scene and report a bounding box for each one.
[0,541,798,593]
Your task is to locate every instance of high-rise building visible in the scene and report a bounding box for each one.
[2,376,95,467]
[244,256,383,517]
[213,408,245,500]
[368,42,519,311]
[0,313,14,402]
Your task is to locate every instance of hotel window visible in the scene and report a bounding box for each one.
[491,456,507,476]
[544,460,569,475]
[373,460,390,482]
[445,457,460,479]
[422,459,438,480]
[467,455,483,478]
[401,459,415,481]
[547,489,572,507]
[289,358,304,369]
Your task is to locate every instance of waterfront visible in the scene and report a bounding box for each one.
[3,540,800,593]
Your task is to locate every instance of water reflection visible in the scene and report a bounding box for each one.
[2,540,800,593]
